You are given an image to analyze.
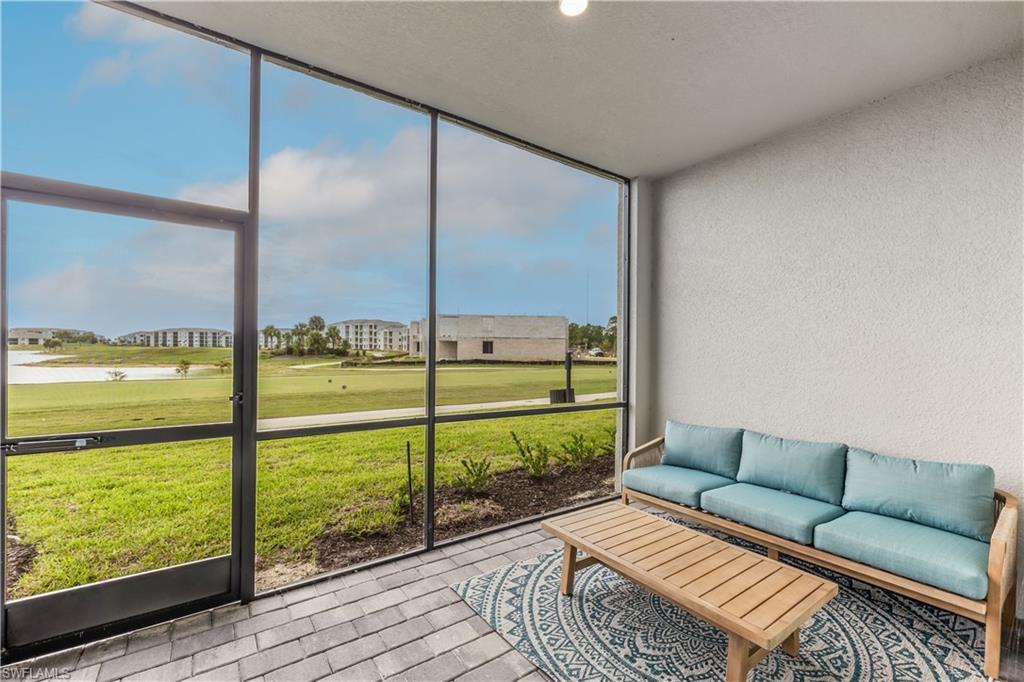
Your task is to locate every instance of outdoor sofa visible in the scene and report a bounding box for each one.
[621,421,1019,679]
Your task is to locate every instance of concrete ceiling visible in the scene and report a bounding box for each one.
[140,1,1022,178]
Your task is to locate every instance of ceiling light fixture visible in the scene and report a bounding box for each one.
[559,0,588,17]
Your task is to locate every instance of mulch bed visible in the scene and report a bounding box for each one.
[5,516,37,598]
[309,453,615,574]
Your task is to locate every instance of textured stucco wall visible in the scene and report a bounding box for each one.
[648,52,1023,514]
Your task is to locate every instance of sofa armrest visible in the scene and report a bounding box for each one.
[988,490,1018,610]
[623,436,665,472]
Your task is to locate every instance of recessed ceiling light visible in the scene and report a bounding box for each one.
[559,0,588,17]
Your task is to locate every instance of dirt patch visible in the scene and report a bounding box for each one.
[304,454,615,579]
[254,559,321,593]
[6,516,38,597]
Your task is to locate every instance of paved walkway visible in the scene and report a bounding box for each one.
[257,393,616,431]
[7,522,563,682]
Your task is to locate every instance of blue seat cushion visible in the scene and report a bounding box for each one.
[814,511,989,600]
[622,464,734,508]
[700,483,845,545]
[842,448,995,542]
[737,431,847,505]
[662,420,744,479]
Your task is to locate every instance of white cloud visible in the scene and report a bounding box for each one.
[15,123,615,335]
[69,3,244,101]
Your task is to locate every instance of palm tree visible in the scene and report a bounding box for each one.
[325,325,341,350]
[175,359,191,378]
[308,315,326,332]
[262,324,279,349]
[282,331,294,354]
[308,330,326,355]
[292,323,309,355]
[215,359,231,374]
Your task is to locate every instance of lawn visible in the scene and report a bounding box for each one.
[7,409,616,597]
[8,363,617,435]
[21,343,233,366]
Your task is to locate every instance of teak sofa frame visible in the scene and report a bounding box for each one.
[621,436,1019,680]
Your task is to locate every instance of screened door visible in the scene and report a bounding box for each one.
[0,175,248,654]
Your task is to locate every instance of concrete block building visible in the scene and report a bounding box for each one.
[409,314,567,361]
[118,328,233,348]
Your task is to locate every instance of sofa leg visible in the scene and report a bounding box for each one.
[622,492,629,505]
[985,607,1002,679]
[767,548,779,561]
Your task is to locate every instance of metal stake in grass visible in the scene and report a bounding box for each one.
[406,440,414,522]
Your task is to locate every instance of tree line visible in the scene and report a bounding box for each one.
[568,315,616,354]
[261,316,355,357]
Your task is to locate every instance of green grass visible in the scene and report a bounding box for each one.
[23,343,233,366]
[8,364,617,435]
[8,410,616,597]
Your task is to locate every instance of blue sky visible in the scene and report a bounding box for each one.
[2,1,620,338]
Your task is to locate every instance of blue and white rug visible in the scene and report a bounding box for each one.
[454,513,986,681]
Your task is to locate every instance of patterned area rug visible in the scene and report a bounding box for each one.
[454,513,986,681]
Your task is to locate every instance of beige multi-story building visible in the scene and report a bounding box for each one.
[7,327,91,346]
[329,319,408,352]
[409,314,567,361]
[118,328,233,348]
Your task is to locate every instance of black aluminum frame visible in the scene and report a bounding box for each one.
[0,0,633,662]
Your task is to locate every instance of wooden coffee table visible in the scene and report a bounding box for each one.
[541,501,838,681]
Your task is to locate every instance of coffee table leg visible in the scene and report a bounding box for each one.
[560,543,578,596]
[782,629,800,657]
[725,633,752,681]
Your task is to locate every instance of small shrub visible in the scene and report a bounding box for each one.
[106,369,127,381]
[511,431,554,478]
[601,425,617,455]
[342,505,402,540]
[457,456,492,494]
[557,432,597,469]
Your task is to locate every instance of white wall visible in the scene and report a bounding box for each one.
[647,51,1023,510]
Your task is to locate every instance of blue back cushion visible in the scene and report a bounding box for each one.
[662,420,743,479]
[842,447,995,542]
[736,431,848,505]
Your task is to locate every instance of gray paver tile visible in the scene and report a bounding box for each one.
[248,595,285,616]
[325,634,387,672]
[171,624,235,660]
[192,637,258,674]
[424,601,475,630]
[424,620,479,656]
[300,621,359,657]
[287,593,339,619]
[256,619,315,651]
[311,603,364,630]
[97,643,171,682]
[126,622,173,653]
[79,639,128,668]
[171,613,214,640]
[352,606,406,637]
[372,640,432,678]
[182,662,238,681]
[212,604,250,627]
[323,659,381,681]
[400,575,445,599]
[378,617,432,650]
[391,651,467,682]
[234,610,291,639]
[453,633,511,669]
[238,641,304,680]
[263,653,330,682]
[398,588,459,619]
[121,657,191,682]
